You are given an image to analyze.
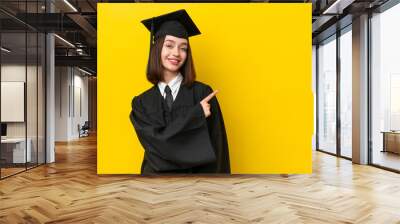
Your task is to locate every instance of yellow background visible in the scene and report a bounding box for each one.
[98,3,313,174]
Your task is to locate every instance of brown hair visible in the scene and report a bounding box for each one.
[146,36,196,86]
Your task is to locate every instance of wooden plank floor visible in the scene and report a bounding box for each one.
[1,134,400,224]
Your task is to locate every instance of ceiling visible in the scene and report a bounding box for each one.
[1,0,97,74]
[311,0,390,43]
[0,0,395,74]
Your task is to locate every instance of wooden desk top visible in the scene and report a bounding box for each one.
[1,138,29,143]
[381,131,400,134]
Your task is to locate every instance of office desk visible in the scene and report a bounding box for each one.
[1,138,32,163]
[381,131,400,154]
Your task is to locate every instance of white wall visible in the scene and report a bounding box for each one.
[72,73,89,138]
[55,66,69,141]
[55,67,89,141]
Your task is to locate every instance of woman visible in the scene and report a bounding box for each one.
[130,9,230,174]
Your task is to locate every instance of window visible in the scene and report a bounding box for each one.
[371,2,400,171]
[318,35,337,154]
[339,28,352,158]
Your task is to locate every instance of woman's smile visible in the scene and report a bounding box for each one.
[167,58,180,65]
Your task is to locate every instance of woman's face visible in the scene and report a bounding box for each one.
[161,35,188,73]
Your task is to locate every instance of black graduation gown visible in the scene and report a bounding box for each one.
[129,81,230,175]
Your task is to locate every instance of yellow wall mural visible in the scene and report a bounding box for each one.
[97,3,313,174]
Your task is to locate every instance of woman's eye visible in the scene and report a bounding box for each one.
[181,48,188,52]
[165,44,173,48]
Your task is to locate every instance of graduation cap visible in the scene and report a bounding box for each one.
[141,10,201,75]
[141,9,201,44]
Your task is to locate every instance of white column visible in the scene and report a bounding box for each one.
[46,32,55,163]
[352,14,369,164]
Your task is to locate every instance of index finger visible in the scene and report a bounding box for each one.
[202,90,218,103]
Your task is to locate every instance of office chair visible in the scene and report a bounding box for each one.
[79,121,90,138]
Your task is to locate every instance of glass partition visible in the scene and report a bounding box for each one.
[0,1,46,179]
[317,35,337,155]
[1,30,28,177]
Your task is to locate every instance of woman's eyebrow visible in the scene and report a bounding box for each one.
[164,39,175,43]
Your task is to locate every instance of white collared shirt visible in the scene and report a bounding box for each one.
[157,73,183,101]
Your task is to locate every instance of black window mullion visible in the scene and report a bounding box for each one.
[36,0,39,167]
[336,29,341,157]
[316,45,320,151]
[367,10,373,165]
[25,0,28,171]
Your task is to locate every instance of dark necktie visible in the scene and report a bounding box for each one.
[165,85,173,110]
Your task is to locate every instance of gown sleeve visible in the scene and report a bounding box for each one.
[203,86,231,173]
[130,96,216,171]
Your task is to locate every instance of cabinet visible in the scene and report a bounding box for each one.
[382,131,400,154]
[0,138,32,165]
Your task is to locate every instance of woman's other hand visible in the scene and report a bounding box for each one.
[200,90,218,118]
